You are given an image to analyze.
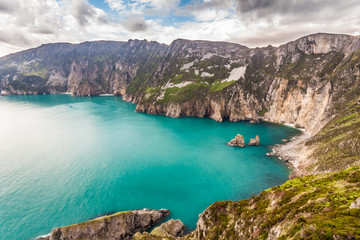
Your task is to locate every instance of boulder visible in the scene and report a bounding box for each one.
[227,134,245,147]
[248,135,260,146]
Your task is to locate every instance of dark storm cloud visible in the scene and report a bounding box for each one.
[0,1,16,13]
[122,16,148,32]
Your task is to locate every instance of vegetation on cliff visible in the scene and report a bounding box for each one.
[136,167,360,240]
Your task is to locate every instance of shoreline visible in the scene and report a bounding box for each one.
[272,129,313,178]
[2,91,310,178]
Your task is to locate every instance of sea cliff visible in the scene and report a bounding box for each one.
[2,33,360,239]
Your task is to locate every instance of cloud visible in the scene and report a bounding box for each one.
[122,16,148,32]
[105,0,126,11]
[69,0,107,26]
[0,1,17,13]
[138,0,180,10]
[0,0,360,57]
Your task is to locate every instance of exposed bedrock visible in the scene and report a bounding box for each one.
[35,209,169,240]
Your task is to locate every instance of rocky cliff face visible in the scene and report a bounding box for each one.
[36,209,169,240]
[2,34,359,136]
[0,34,357,132]
[0,40,167,97]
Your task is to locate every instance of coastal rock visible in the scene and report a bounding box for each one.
[133,219,186,239]
[248,135,260,146]
[249,119,260,124]
[227,134,245,147]
[36,209,169,240]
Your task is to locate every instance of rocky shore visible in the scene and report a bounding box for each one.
[36,209,170,240]
[272,130,313,178]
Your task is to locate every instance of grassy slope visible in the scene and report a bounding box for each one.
[138,167,360,240]
[193,167,360,240]
[305,49,360,173]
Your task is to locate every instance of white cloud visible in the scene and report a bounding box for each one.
[0,0,360,57]
[137,0,180,10]
[105,0,125,11]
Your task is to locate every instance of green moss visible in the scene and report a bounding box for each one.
[210,80,235,92]
[23,69,49,79]
[184,167,360,239]
[156,83,209,103]
[257,108,268,117]
[81,77,88,84]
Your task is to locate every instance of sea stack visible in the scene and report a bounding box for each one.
[248,135,260,146]
[227,134,245,147]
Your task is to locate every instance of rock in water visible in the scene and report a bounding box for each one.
[248,135,260,146]
[249,119,260,124]
[36,209,170,240]
[227,134,245,147]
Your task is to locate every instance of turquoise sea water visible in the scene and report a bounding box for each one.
[0,94,300,239]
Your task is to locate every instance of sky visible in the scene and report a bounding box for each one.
[0,0,359,57]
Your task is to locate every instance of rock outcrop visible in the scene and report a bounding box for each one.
[133,219,186,239]
[248,135,260,146]
[36,209,169,240]
[227,134,245,147]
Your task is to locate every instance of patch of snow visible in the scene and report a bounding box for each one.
[162,80,193,90]
[157,91,165,100]
[201,72,214,77]
[219,54,231,59]
[201,53,214,60]
[181,61,196,71]
[224,64,231,69]
[194,69,199,75]
[221,66,247,83]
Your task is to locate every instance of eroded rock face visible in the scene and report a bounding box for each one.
[1,33,359,138]
[227,134,245,147]
[36,209,169,240]
[248,135,260,146]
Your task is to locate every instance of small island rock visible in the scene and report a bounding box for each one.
[227,134,245,147]
[248,135,260,146]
